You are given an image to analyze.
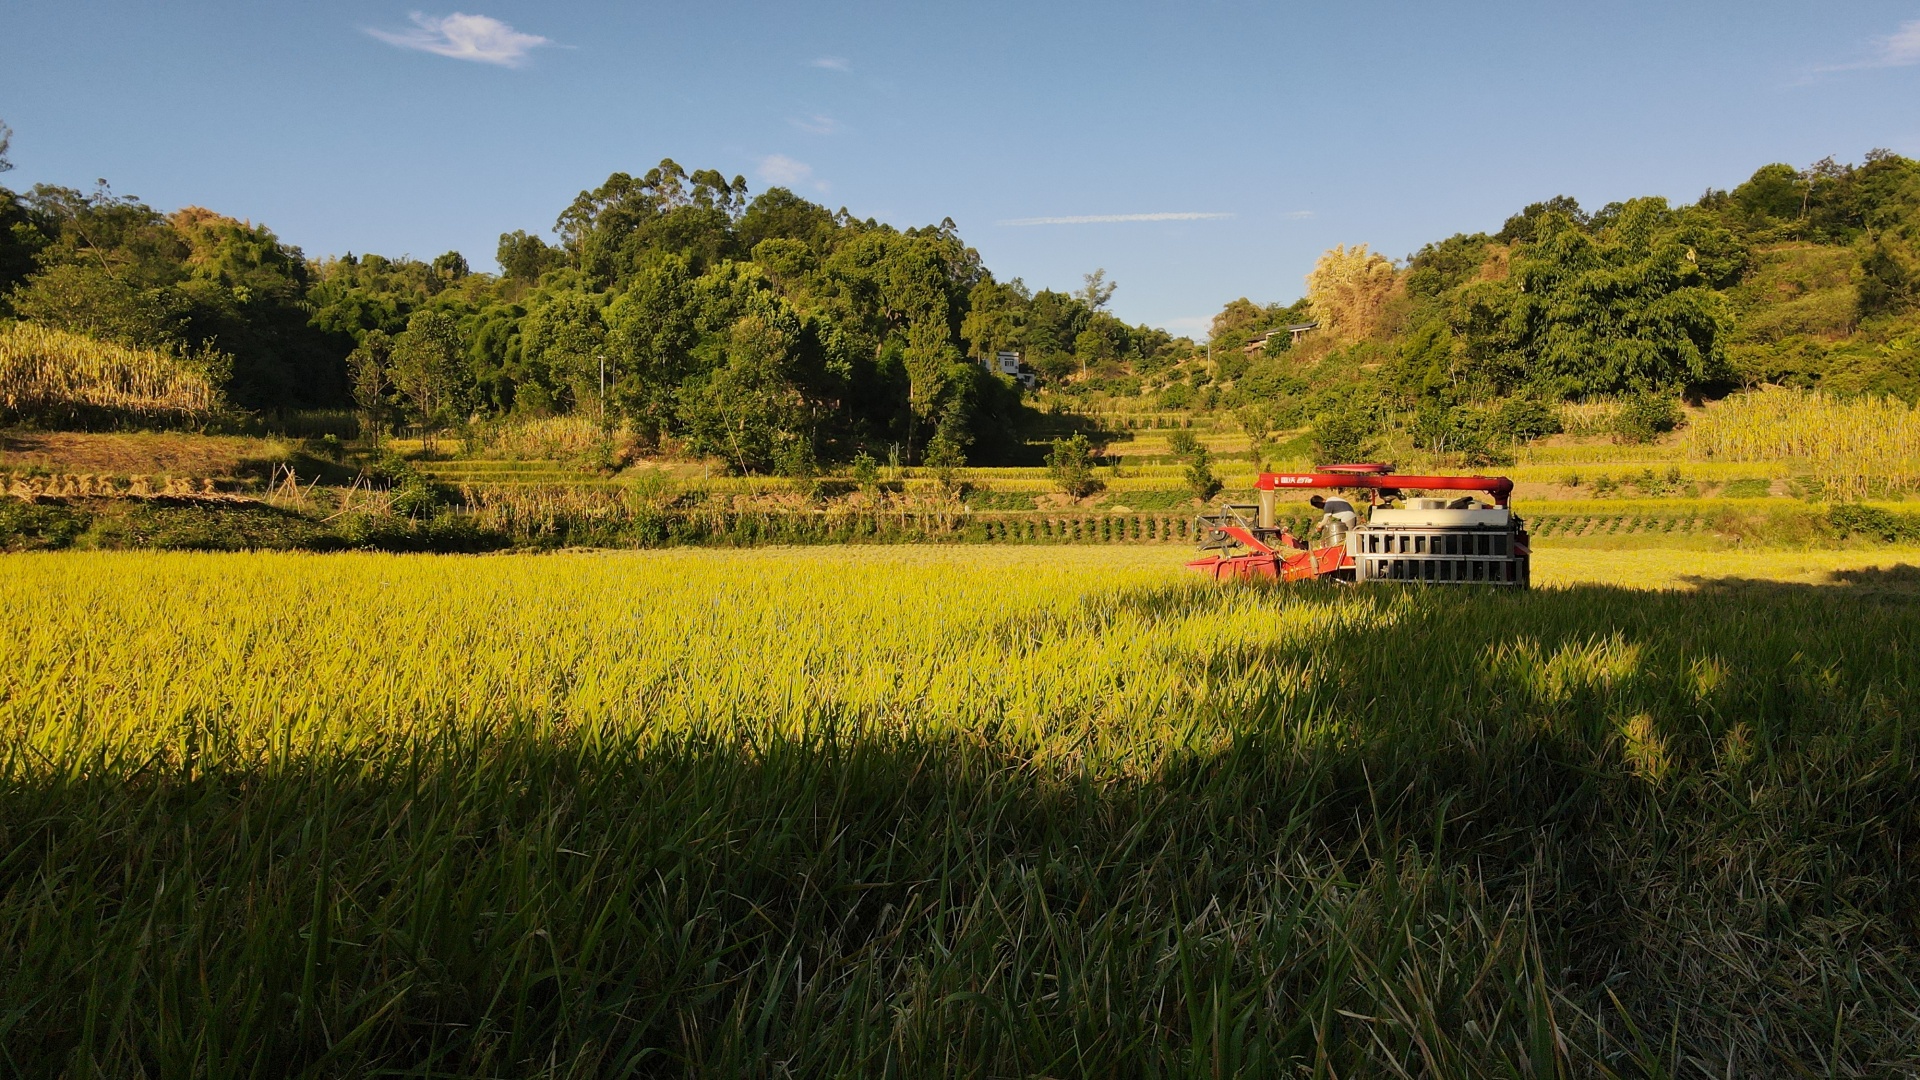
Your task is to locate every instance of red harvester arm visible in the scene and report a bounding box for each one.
[1256,466,1513,507]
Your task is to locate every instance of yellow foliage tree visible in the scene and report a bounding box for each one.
[1304,244,1400,343]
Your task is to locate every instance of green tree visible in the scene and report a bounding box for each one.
[604,255,697,440]
[737,188,838,254]
[518,286,606,414]
[902,318,968,460]
[431,251,469,283]
[677,294,814,474]
[1183,444,1222,500]
[1046,433,1102,499]
[8,262,185,348]
[1236,405,1275,469]
[1077,268,1116,310]
[347,329,395,444]
[923,427,968,493]
[1312,404,1376,464]
[555,160,748,286]
[497,230,563,284]
[960,278,1029,363]
[1456,198,1743,398]
[850,450,881,491]
[389,311,469,445]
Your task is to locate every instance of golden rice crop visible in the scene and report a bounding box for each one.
[0,321,222,422]
[1,546,1915,1076]
[0,547,1322,769]
[1685,386,1920,499]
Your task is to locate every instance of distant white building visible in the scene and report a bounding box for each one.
[983,349,1038,389]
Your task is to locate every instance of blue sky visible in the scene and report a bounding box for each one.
[3,2,1918,336]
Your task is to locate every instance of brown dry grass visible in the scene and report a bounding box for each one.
[0,430,293,477]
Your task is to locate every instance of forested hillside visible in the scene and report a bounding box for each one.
[0,153,1175,471]
[1187,151,1920,461]
[5,126,1920,473]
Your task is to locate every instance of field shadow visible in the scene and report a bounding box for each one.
[4,569,1917,1077]
[1677,560,1920,600]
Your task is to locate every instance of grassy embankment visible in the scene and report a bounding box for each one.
[1,546,1915,1076]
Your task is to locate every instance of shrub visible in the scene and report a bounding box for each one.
[1829,503,1920,542]
[922,431,967,493]
[1183,446,1223,500]
[1614,394,1680,444]
[1045,433,1103,499]
[367,453,451,519]
[1492,397,1564,442]
[1311,406,1376,464]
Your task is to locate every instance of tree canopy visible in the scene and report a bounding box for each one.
[9,143,1920,464]
[0,155,1188,470]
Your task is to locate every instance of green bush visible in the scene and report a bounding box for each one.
[1614,394,1681,444]
[1492,397,1564,442]
[1311,406,1376,464]
[1183,446,1222,500]
[1045,434,1103,499]
[1829,503,1920,542]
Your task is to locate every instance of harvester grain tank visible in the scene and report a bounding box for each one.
[1188,464,1530,586]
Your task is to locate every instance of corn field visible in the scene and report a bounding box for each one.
[1685,387,1920,499]
[1555,398,1623,437]
[477,414,625,459]
[1,547,1915,1077]
[0,322,223,424]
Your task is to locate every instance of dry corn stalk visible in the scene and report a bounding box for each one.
[0,323,221,421]
[1684,387,1920,500]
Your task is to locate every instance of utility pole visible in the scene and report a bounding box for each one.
[595,352,611,440]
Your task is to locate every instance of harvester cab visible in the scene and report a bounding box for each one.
[1189,464,1530,586]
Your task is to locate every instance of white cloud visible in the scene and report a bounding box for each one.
[1160,315,1213,332]
[1811,18,1920,72]
[367,12,552,67]
[1280,210,1315,220]
[1871,19,1920,65]
[790,114,841,135]
[810,56,851,71]
[995,211,1233,226]
[758,154,814,186]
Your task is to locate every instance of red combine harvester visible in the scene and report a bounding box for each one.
[1188,464,1530,587]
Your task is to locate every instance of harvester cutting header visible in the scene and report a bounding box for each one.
[1189,464,1530,587]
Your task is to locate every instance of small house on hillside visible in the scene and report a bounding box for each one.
[1242,322,1319,356]
[982,350,1038,388]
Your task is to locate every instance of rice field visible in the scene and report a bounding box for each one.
[2,546,1916,1077]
